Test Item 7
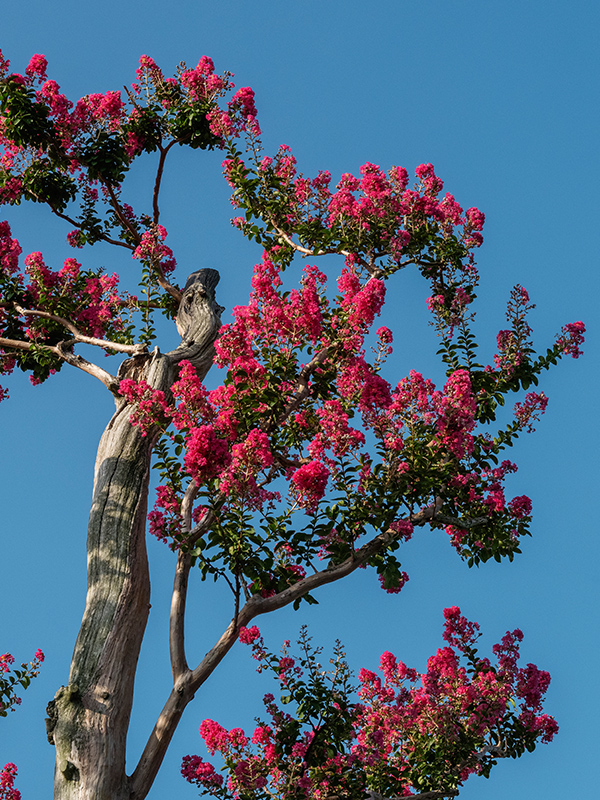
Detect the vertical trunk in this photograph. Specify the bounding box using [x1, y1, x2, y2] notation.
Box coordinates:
[48, 270, 222, 800]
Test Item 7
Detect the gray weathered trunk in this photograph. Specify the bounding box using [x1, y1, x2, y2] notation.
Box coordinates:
[48, 270, 222, 800]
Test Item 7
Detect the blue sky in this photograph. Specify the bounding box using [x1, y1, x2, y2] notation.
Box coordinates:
[1, 1, 598, 797]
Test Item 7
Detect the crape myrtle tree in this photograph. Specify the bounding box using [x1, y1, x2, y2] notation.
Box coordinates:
[0, 50, 585, 800]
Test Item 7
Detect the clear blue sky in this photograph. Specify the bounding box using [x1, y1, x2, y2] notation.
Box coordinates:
[1, 1, 598, 798]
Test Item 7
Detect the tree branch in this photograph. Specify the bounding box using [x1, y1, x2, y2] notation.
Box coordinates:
[129, 502, 441, 798]
[153, 140, 177, 224]
[46, 204, 134, 250]
[0, 335, 120, 392]
[14, 305, 147, 355]
[0, 335, 61, 355]
[55, 340, 121, 392]
[268, 221, 387, 277]
[269, 221, 355, 261]
[105, 182, 142, 246]
[276, 344, 336, 425]
[433, 514, 489, 529]
[169, 482, 198, 681]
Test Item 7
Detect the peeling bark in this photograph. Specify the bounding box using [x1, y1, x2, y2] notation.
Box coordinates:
[50, 270, 222, 800]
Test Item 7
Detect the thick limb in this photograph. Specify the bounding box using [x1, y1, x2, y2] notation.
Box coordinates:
[49, 270, 222, 800]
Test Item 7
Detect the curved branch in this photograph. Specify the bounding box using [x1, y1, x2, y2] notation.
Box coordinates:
[0, 335, 119, 391]
[104, 181, 182, 302]
[153, 259, 183, 304]
[368, 791, 458, 800]
[153, 140, 177, 224]
[14, 305, 147, 355]
[169, 551, 191, 682]
[268, 222, 388, 277]
[46, 204, 134, 250]
[169, 481, 198, 681]
[0, 335, 60, 355]
[55, 340, 120, 392]
[130, 502, 439, 798]
[270, 222, 350, 259]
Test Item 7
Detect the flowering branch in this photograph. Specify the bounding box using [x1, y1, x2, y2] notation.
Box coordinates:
[46, 205, 133, 250]
[368, 791, 458, 800]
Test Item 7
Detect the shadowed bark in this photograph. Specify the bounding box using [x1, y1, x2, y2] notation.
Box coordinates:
[49, 270, 222, 800]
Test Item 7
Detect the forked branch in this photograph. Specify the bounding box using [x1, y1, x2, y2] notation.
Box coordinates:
[14, 305, 147, 355]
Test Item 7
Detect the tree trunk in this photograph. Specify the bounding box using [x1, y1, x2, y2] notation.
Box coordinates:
[47, 270, 222, 800]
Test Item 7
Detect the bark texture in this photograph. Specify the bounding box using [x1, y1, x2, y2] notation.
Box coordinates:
[49, 270, 222, 800]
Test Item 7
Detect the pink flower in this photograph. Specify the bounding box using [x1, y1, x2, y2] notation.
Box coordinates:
[25, 53, 47, 79]
[290, 460, 330, 511]
[239, 626, 261, 644]
[557, 321, 585, 359]
[465, 207, 485, 231]
[514, 392, 548, 433]
[508, 495, 532, 519]
[181, 755, 223, 787]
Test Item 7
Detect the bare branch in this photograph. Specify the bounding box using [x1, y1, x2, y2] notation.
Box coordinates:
[169, 551, 191, 682]
[152, 258, 183, 304]
[55, 341, 120, 392]
[153, 140, 177, 224]
[0, 335, 119, 392]
[268, 221, 388, 277]
[270, 221, 350, 259]
[0, 335, 60, 354]
[169, 481, 198, 681]
[14, 305, 147, 355]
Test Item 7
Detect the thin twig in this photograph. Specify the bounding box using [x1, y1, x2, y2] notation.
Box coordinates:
[105, 183, 142, 246]
[46, 205, 134, 250]
[152, 140, 177, 224]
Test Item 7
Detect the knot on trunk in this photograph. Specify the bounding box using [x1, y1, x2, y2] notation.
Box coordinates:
[169, 268, 223, 379]
[175, 268, 222, 340]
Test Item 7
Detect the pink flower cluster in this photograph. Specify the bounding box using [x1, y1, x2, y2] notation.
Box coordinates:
[180, 755, 223, 788]
[1, 242, 125, 343]
[0, 654, 14, 674]
[183, 611, 557, 798]
[0, 649, 44, 717]
[0, 763, 20, 800]
[378, 570, 409, 594]
[557, 321, 585, 359]
[513, 392, 548, 433]
[0, 221, 21, 274]
[147, 485, 182, 544]
[132, 225, 176, 274]
[238, 626, 261, 644]
[290, 460, 330, 511]
[119, 379, 171, 436]
[74, 90, 125, 130]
